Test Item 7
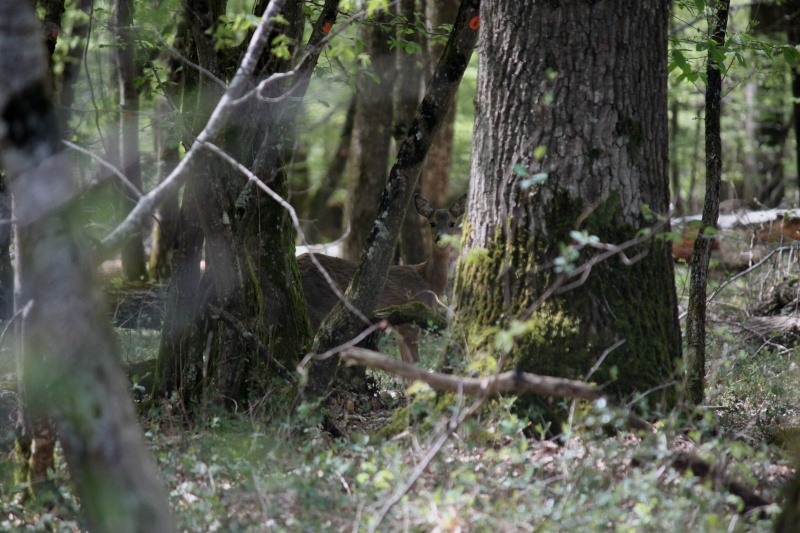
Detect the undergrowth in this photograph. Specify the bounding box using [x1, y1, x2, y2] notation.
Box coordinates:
[1, 260, 798, 531]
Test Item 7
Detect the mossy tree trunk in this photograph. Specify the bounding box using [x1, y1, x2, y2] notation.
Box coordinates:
[155, 0, 338, 407]
[0, 3, 175, 530]
[455, 0, 681, 420]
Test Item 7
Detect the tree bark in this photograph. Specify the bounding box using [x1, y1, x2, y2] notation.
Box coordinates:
[114, 0, 148, 281]
[343, 13, 397, 262]
[149, 21, 189, 281]
[685, 0, 730, 406]
[395, 0, 427, 265]
[776, 460, 800, 533]
[304, 94, 356, 242]
[455, 0, 681, 423]
[0, 2, 175, 531]
[155, 0, 340, 405]
[670, 98, 683, 216]
[0, 173, 11, 319]
[306, 0, 480, 397]
[420, 0, 460, 208]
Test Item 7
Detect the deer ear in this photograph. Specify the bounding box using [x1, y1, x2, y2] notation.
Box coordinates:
[450, 194, 467, 218]
[414, 194, 435, 218]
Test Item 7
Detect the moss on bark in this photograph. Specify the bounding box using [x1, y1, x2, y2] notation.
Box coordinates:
[456, 191, 679, 423]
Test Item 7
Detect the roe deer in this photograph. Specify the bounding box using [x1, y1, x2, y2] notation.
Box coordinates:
[298, 193, 467, 364]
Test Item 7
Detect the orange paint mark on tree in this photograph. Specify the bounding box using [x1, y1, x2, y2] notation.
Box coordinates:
[322, 21, 332, 33]
[469, 16, 480, 30]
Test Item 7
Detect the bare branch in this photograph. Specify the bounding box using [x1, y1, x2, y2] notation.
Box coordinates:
[340, 346, 656, 433]
[63, 140, 142, 199]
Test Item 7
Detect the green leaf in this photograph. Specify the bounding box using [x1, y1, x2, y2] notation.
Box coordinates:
[783, 46, 800, 66]
[513, 164, 529, 177]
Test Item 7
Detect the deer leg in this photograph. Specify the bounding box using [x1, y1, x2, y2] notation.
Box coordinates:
[394, 324, 420, 364]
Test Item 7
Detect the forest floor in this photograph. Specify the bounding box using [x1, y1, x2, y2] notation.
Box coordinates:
[0, 258, 799, 531]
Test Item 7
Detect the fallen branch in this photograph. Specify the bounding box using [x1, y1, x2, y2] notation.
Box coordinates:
[340, 347, 653, 432]
[342, 347, 772, 516]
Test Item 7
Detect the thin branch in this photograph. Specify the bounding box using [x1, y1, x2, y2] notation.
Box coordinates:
[63, 140, 142, 199]
[342, 347, 604, 399]
[679, 245, 794, 320]
[135, 25, 227, 89]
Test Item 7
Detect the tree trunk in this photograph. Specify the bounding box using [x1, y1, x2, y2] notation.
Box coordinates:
[420, 0, 460, 208]
[685, 0, 730, 407]
[776, 461, 800, 533]
[306, 0, 480, 397]
[0, 173, 11, 319]
[149, 22, 189, 281]
[455, 0, 681, 423]
[395, 0, 427, 265]
[114, 0, 148, 282]
[343, 13, 396, 262]
[400, 0, 462, 265]
[153, 176, 206, 403]
[789, 2, 800, 201]
[670, 98, 683, 216]
[156, 0, 339, 406]
[0, 3, 175, 530]
[304, 94, 355, 242]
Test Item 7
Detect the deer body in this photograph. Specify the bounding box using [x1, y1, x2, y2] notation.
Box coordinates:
[298, 194, 467, 364]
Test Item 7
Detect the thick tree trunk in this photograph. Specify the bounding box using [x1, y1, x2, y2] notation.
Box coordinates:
[156, 0, 338, 406]
[685, 0, 730, 406]
[456, 0, 680, 422]
[153, 176, 206, 403]
[115, 0, 148, 281]
[0, 3, 175, 531]
[306, 0, 480, 397]
[789, 2, 800, 201]
[343, 14, 396, 262]
[776, 461, 800, 533]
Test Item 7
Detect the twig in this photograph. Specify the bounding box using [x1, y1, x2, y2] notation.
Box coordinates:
[679, 245, 793, 320]
[298, 322, 387, 372]
[369, 386, 473, 533]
